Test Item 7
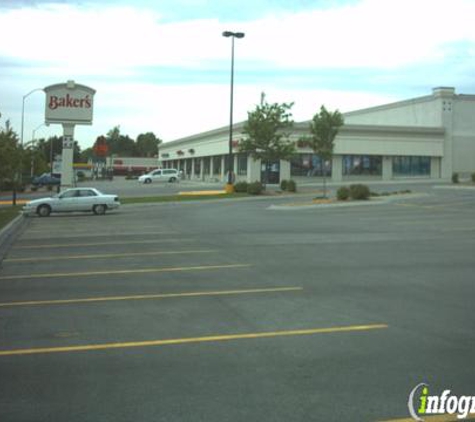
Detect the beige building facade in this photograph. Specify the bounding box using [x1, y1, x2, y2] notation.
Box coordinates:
[159, 87, 475, 184]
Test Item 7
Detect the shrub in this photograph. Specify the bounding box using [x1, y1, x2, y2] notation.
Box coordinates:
[234, 181, 248, 193]
[46, 185, 53, 191]
[349, 184, 370, 200]
[452, 172, 459, 184]
[337, 186, 350, 200]
[286, 180, 297, 192]
[471, 173, 475, 183]
[31, 185, 38, 192]
[280, 180, 288, 191]
[247, 181, 263, 195]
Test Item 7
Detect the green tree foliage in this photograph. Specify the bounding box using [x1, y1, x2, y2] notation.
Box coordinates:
[136, 132, 162, 157]
[34, 136, 82, 165]
[106, 125, 136, 156]
[239, 99, 296, 183]
[0, 128, 21, 188]
[80, 147, 94, 162]
[303, 105, 344, 197]
[23, 147, 49, 178]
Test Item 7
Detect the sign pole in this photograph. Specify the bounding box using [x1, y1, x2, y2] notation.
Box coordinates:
[60, 123, 75, 190]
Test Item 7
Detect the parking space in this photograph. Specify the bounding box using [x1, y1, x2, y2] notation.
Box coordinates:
[0, 187, 474, 421]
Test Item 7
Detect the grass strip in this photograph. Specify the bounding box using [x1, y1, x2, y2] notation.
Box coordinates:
[0, 206, 21, 231]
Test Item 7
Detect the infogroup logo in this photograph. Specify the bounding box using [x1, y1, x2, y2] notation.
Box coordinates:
[408, 383, 475, 421]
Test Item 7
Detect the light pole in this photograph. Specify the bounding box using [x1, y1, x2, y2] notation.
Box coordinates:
[222, 30, 245, 191]
[30, 123, 48, 177]
[18, 88, 44, 192]
[32, 122, 47, 141]
[21, 88, 44, 148]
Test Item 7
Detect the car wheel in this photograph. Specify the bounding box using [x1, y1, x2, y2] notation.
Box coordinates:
[169, 177, 177, 183]
[93, 204, 107, 215]
[144, 178, 152, 184]
[37, 204, 51, 217]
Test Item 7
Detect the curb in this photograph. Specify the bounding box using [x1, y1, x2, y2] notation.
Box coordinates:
[433, 185, 475, 190]
[0, 213, 29, 265]
[267, 193, 429, 211]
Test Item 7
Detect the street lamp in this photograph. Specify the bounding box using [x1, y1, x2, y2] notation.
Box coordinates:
[21, 88, 44, 148]
[11, 87, 44, 206]
[29, 123, 49, 177]
[32, 122, 47, 141]
[222, 30, 245, 190]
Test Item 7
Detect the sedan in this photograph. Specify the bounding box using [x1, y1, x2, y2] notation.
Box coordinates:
[31, 173, 61, 187]
[23, 188, 120, 217]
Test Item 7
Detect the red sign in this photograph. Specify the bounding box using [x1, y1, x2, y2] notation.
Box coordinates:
[93, 136, 109, 157]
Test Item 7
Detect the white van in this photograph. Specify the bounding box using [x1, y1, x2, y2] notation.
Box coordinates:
[138, 169, 180, 184]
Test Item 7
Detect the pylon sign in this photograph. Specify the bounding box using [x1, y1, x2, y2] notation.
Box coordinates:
[44, 80, 95, 125]
[43, 80, 96, 190]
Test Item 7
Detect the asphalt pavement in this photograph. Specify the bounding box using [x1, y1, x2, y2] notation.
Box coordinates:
[0, 185, 474, 421]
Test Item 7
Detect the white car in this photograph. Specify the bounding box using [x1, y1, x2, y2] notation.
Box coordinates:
[23, 188, 120, 217]
[138, 169, 180, 184]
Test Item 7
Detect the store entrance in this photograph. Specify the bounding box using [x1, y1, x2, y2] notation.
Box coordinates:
[261, 161, 280, 184]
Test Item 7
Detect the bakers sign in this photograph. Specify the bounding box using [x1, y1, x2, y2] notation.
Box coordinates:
[44, 81, 95, 125]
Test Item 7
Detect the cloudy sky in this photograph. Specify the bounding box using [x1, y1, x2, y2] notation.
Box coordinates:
[1, 0, 475, 149]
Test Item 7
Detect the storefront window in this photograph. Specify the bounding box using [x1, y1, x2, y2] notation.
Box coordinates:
[213, 156, 221, 175]
[393, 156, 430, 176]
[343, 155, 382, 176]
[185, 159, 192, 176]
[291, 154, 331, 177]
[237, 154, 247, 176]
[203, 157, 210, 175]
[194, 158, 201, 175]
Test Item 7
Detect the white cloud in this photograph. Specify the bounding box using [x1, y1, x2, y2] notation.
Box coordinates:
[1, 0, 475, 148]
[1, 0, 475, 72]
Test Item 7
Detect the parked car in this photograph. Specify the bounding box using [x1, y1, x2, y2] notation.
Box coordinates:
[31, 173, 61, 187]
[138, 168, 180, 184]
[22, 188, 120, 217]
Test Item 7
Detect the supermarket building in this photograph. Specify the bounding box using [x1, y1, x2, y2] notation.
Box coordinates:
[159, 87, 475, 184]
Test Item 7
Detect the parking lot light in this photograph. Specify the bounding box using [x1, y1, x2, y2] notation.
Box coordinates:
[222, 31, 245, 192]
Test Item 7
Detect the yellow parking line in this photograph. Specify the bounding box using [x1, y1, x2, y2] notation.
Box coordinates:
[13, 239, 195, 250]
[22, 231, 178, 239]
[379, 414, 475, 421]
[0, 200, 28, 205]
[0, 287, 303, 308]
[0, 263, 251, 281]
[0, 323, 388, 356]
[4, 249, 217, 263]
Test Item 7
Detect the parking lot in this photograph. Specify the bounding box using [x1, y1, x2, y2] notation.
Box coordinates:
[0, 186, 474, 421]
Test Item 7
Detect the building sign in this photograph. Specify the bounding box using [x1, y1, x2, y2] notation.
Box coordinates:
[44, 80, 95, 125]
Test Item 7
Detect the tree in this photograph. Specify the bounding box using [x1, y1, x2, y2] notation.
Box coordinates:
[239, 99, 296, 184]
[80, 147, 94, 162]
[0, 127, 21, 189]
[304, 105, 344, 198]
[136, 132, 161, 157]
[106, 125, 136, 156]
[35, 136, 82, 169]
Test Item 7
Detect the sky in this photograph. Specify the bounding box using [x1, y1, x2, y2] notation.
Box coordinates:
[1, 0, 475, 149]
